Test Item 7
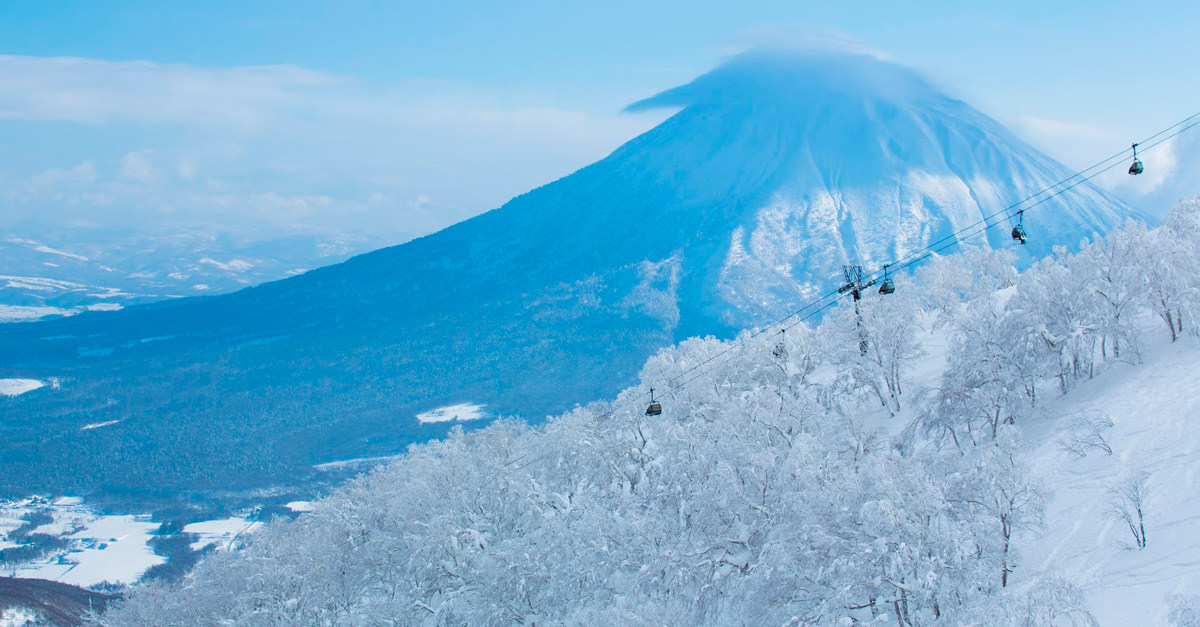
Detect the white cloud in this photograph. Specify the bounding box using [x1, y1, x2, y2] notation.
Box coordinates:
[0, 54, 667, 241]
[13, 161, 98, 201]
[120, 151, 157, 183]
[0, 55, 344, 130]
[1009, 115, 1125, 173]
[0, 54, 659, 143]
[716, 24, 890, 60]
[177, 159, 198, 181]
[1113, 132, 1200, 216]
[1007, 114, 1198, 217]
[1014, 116, 1122, 146]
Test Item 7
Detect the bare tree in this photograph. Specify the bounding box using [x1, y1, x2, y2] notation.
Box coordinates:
[1057, 410, 1113, 458]
[1110, 472, 1149, 549]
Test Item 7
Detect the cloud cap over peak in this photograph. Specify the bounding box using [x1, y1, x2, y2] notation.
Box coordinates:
[625, 49, 942, 112]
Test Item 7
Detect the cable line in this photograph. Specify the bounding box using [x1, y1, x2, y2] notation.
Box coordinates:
[641, 108, 1200, 412]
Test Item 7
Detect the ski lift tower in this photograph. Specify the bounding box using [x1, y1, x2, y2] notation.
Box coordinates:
[838, 265, 875, 354]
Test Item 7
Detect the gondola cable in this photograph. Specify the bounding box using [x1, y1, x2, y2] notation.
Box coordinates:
[640, 109, 1200, 413]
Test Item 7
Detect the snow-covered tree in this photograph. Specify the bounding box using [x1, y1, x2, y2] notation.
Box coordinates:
[817, 289, 921, 415]
[93, 213, 1200, 626]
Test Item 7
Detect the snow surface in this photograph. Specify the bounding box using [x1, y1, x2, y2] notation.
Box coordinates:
[313, 455, 400, 471]
[0, 608, 38, 627]
[0, 305, 74, 322]
[0, 379, 44, 397]
[182, 517, 262, 552]
[34, 245, 89, 261]
[1023, 335, 1200, 626]
[199, 257, 254, 272]
[0, 497, 275, 586]
[15, 516, 162, 587]
[1, 231, 382, 322]
[0, 500, 34, 552]
[415, 402, 488, 424]
[0, 498, 162, 586]
[80, 419, 121, 431]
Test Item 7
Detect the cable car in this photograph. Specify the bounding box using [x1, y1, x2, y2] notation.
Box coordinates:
[645, 388, 662, 416]
[878, 263, 895, 295]
[1129, 143, 1144, 175]
[773, 330, 788, 359]
[1011, 210, 1028, 244]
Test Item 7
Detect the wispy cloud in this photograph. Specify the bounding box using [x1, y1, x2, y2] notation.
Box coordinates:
[1008, 114, 1200, 216]
[0, 55, 345, 129]
[1014, 116, 1122, 146]
[715, 24, 890, 60]
[0, 55, 668, 240]
[119, 150, 158, 183]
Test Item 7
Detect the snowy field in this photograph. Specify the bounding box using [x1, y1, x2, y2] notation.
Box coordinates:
[0, 379, 45, 397]
[0, 497, 263, 587]
[19, 515, 164, 587]
[313, 455, 401, 471]
[0, 497, 162, 587]
[0, 303, 123, 323]
[182, 517, 262, 552]
[415, 402, 488, 424]
[0, 305, 74, 323]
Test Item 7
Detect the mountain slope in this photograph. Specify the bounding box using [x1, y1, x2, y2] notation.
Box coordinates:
[84, 209, 1200, 625]
[1025, 335, 1200, 625]
[0, 50, 1137, 504]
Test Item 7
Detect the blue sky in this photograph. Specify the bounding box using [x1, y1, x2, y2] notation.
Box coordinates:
[2, 1, 1197, 244]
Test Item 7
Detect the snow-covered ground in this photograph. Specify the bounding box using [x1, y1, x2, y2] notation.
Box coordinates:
[0, 305, 74, 322]
[0, 229, 385, 323]
[313, 455, 401, 471]
[0, 498, 162, 587]
[19, 515, 164, 587]
[80, 419, 121, 431]
[182, 517, 262, 552]
[1022, 334, 1200, 626]
[871, 310, 1200, 625]
[0, 497, 263, 587]
[415, 402, 488, 424]
[0, 379, 46, 397]
[0, 607, 38, 627]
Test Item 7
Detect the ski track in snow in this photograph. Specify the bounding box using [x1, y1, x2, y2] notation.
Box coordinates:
[1022, 334, 1200, 626]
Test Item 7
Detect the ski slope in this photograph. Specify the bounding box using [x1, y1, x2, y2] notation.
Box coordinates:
[1023, 333, 1200, 626]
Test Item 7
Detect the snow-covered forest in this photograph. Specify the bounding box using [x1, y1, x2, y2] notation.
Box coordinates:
[90, 200, 1200, 626]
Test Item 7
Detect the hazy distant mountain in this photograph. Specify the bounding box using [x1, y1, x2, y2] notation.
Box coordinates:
[0, 228, 385, 322]
[0, 50, 1135, 506]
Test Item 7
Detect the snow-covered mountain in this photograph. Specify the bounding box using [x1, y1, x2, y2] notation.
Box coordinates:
[0, 50, 1138, 505]
[82, 203, 1200, 626]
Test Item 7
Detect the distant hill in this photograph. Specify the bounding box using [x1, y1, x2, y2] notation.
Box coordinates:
[0, 577, 115, 627]
[0, 228, 382, 321]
